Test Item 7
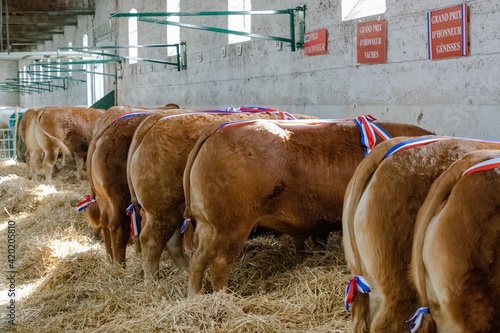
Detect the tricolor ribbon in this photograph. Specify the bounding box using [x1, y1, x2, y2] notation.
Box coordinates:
[344, 276, 371, 311]
[114, 111, 152, 122]
[406, 307, 430, 333]
[354, 115, 392, 155]
[218, 119, 259, 130]
[180, 218, 191, 234]
[238, 106, 279, 112]
[126, 204, 142, 236]
[462, 157, 500, 177]
[76, 195, 95, 212]
[383, 137, 449, 159]
[278, 111, 297, 120]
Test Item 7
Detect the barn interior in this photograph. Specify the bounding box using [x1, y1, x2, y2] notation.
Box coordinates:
[0, 0, 499, 332]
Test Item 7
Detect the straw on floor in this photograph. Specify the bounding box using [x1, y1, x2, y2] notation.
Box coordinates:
[0, 159, 351, 333]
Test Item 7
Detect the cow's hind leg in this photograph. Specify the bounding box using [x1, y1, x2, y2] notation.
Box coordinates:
[188, 223, 216, 296]
[370, 297, 417, 333]
[140, 210, 179, 283]
[74, 154, 85, 180]
[209, 226, 252, 292]
[98, 202, 113, 262]
[108, 200, 130, 267]
[164, 228, 189, 271]
[28, 150, 42, 181]
[42, 147, 58, 182]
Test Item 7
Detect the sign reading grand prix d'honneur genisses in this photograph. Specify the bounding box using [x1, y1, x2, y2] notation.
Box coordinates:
[357, 19, 387, 64]
[427, 3, 469, 60]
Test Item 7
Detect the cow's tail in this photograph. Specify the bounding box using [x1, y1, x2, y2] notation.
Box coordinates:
[182, 120, 227, 254]
[126, 113, 163, 206]
[36, 110, 72, 156]
[410, 149, 500, 333]
[83, 176, 103, 240]
[17, 113, 28, 162]
[343, 136, 412, 331]
[83, 111, 120, 243]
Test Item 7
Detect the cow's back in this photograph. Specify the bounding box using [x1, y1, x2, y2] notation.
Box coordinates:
[37, 106, 104, 157]
[189, 120, 432, 236]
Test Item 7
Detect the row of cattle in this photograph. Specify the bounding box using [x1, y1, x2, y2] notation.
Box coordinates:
[17, 105, 499, 332]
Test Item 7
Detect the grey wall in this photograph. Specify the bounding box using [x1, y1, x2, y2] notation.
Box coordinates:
[17, 0, 500, 140]
[0, 61, 20, 107]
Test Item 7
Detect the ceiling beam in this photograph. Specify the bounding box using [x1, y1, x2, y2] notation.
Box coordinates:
[1, 2, 95, 52]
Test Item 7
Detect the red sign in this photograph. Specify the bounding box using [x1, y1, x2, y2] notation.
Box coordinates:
[304, 29, 328, 56]
[357, 20, 387, 64]
[427, 4, 469, 60]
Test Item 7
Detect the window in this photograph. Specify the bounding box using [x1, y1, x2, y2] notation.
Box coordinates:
[342, 0, 386, 21]
[128, 8, 138, 64]
[82, 34, 88, 48]
[228, 0, 251, 44]
[167, 0, 180, 56]
[68, 42, 73, 76]
[82, 34, 104, 106]
[56, 60, 61, 78]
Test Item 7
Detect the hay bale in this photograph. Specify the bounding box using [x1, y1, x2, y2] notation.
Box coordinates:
[0, 159, 351, 332]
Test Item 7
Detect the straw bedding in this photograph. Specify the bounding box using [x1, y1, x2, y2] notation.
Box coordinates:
[0, 159, 351, 332]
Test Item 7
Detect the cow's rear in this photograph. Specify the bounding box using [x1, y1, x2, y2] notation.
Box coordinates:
[184, 119, 432, 296]
[33, 106, 104, 181]
[410, 149, 500, 333]
[343, 137, 500, 333]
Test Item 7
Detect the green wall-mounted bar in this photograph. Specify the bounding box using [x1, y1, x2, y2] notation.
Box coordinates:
[58, 42, 187, 71]
[110, 6, 306, 51]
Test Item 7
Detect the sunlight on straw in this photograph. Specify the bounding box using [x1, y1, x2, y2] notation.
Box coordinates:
[0, 237, 96, 306]
[0, 174, 20, 185]
[31, 184, 58, 199]
[48, 238, 93, 259]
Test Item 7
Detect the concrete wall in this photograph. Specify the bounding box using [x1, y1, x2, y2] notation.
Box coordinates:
[17, 0, 500, 140]
[0, 61, 20, 107]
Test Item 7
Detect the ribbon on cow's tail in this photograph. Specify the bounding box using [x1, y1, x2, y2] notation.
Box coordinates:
[406, 307, 430, 333]
[126, 204, 142, 236]
[76, 195, 96, 211]
[344, 275, 371, 310]
[181, 218, 196, 254]
[180, 218, 191, 234]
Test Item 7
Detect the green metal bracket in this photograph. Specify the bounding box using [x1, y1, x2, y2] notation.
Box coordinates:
[58, 43, 187, 71]
[0, 79, 55, 94]
[110, 6, 306, 51]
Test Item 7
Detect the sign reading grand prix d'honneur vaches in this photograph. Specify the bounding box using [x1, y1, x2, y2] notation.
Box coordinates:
[357, 19, 387, 64]
[427, 4, 469, 60]
[304, 29, 328, 56]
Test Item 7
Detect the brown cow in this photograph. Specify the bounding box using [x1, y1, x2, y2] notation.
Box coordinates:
[127, 110, 318, 282]
[19, 108, 43, 175]
[83, 104, 184, 265]
[29, 106, 104, 181]
[342, 137, 500, 333]
[410, 149, 500, 333]
[182, 118, 432, 296]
